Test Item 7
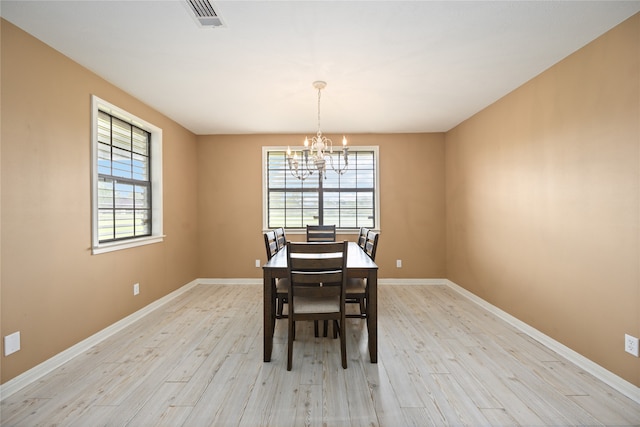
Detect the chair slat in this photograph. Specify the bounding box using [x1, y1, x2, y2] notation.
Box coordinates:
[306, 225, 336, 242]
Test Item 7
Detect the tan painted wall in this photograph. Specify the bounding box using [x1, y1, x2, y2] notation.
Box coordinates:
[1, 21, 200, 383]
[196, 133, 446, 280]
[446, 14, 640, 386]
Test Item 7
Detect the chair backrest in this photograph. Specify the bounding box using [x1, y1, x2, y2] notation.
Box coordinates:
[357, 227, 370, 249]
[274, 227, 287, 250]
[264, 230, 278, 260]
[364, 230, 379, 261]
[306, 224, 336, 242]
[287, 241, 348, 302]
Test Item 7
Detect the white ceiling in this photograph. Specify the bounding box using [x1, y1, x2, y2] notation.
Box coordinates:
[2, 1, 639, 135]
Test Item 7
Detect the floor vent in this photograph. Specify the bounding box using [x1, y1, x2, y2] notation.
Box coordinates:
[186, 0, 224, 28]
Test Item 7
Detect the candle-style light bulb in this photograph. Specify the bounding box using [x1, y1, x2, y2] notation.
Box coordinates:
[342, 136, 347, 146]
[287, 146, 291, 156]
[303, 137, 309, 148]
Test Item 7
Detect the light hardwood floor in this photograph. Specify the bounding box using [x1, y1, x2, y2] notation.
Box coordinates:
[1, 284, 639, 426]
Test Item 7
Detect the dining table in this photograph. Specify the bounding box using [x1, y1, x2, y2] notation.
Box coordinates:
[262, 240, 379, 363]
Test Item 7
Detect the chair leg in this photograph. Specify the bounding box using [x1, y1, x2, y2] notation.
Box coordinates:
[323, 320, 329, 337]
[272, 310, 276, 334]
[277, 297, 283, 318]
[287, 317, 294, 371]
[272, 297, 277, 333]
[340, 317, 347, 369]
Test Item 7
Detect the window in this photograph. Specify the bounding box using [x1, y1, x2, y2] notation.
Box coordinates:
[91, 96, 163, 254]
[263, 146, 379, 230]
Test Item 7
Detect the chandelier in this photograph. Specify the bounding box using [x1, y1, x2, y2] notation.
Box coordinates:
[286, 81, 349, 180]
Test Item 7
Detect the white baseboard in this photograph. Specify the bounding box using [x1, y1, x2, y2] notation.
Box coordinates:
[198, 279, 449, 286]
[198, 278, 262, 285]
[378, 278, 446, 285]
[0, 279, 200, 401]
[445, 279, 640, 405]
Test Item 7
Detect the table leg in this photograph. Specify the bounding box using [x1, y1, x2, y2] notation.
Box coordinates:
[264, 269, 274, 362]
[367, 269, 378, 363]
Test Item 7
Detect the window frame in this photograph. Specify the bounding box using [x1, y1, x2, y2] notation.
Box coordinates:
[262, 145, 380, 233]
[91, 95, 164, 254]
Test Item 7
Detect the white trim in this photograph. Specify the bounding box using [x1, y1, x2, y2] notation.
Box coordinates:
[91, 235, 166, 255]
[198, 278, 262, 285]
[0, 279, 199, 401]
[200, 279, 446, 286]
[90, 95, 164, 255]
[445, 279, 640, 405]
[378, 278, 446, 285]
[199, 279, 448, 286]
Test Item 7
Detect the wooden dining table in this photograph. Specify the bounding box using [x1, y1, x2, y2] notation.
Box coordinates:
[262, 240, 379, 363]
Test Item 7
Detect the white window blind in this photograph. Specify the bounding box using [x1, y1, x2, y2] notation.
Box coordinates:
[96, 111, 152, 242]
[264, 147, 379, 230]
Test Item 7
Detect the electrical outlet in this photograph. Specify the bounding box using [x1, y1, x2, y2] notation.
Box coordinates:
[396, 259, 402, 268]
[133, 283, 140, 296]
[625, 334, 639, 357]
[4, 331, 21, 356]
[255, 259, 261, 268]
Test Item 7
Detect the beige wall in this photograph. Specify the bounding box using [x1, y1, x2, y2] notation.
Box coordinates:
[196, 133, 446, 280]
[1, 21, 200, 383]
[446, 14, 640, 386]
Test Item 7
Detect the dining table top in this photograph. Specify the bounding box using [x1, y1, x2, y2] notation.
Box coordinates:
[263, 241, 378, 271]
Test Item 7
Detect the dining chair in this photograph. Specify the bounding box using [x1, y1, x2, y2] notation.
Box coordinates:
[346, 230, 379, 319]
[363, 230, 379, 260]
[357, 227, 370, 249]
[305, 224, 338, 336]
[264, 231, 289, 323]
[274, 227, 287, 251]
[286, 241, 348, 370]
[264, 230, 278, 260]
[306, 224, 336, 242]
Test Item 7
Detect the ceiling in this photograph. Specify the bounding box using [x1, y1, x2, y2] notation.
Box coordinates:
[2, 1, 639, 135]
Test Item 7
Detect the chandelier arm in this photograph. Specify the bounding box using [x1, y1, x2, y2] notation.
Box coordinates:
[303, 150, 315, 175]
[287, 153, 311, 180]
[326, 151, 349, 175]
[291, 168, 310, 180]
[289, 161, 311, 180]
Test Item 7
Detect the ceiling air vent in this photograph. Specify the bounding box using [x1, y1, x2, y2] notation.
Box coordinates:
[186, 0, 224, 28]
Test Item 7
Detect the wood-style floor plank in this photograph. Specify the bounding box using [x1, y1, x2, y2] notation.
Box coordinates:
[2, 284, 639, 427]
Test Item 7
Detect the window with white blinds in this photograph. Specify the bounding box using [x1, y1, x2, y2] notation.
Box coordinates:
[91, 96, 163, 254]
[263, 146, 379, 230]
[96, 111, 151, 242]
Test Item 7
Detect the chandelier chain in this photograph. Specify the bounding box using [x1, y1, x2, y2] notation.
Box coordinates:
[317, 86, 322, 135]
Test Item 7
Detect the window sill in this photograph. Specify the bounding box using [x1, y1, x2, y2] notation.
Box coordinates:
[92, 235, 165, 255]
